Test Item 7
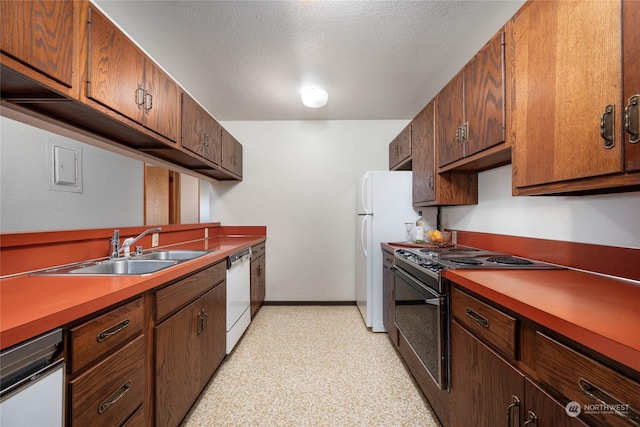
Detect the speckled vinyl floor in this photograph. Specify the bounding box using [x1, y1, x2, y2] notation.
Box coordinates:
[181, 305, 440, 427]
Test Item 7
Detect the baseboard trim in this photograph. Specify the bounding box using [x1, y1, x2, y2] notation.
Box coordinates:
[263, 301, 356, 306]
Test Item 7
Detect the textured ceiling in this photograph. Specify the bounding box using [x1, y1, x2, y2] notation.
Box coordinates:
[93, 0, 526, 121]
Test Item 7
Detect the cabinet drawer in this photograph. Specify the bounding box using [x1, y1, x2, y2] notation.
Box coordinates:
[383, 250, 395, 269]
[69, 335, 145, 427]
[69, 297, 143, 373]
[451, 287, 517, 360]
[536, 333, 640, 427]
[156, 261, 226, 321]
[252, 242, 266, 260]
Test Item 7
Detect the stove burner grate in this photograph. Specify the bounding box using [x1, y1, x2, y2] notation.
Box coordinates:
[486, 257, 534, 266]
[448, 257, 483, 265]
[447, 248, 480, 253]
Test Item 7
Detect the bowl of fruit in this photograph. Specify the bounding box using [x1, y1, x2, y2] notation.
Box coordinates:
[425, 230, 451, 247]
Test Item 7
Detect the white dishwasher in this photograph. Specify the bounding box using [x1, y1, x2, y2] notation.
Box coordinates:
[226, 247, 252, 354]
[0, 328, 65, 427]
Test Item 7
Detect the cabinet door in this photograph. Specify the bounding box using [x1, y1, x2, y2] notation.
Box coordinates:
[155, 299, 202, 427]
[412, 102, 435, 204]
[450, 321, 524, 425]
[143, 60, 179, 143]
[465, 31, 505, 158]
[524, 378, 589, 427]
[623, 0, 640, 172]
[199, 285, 226, 389]
[436, 71, 464, 167]
[181, 93, 206, 157]
[512, 0, 623, 188]
[221, 128, 243, 178]
[203, 113, 222, 166]
[87, 8, 145, 125]
[389, 124, 412, 170]
[1, 0, 74, 87]
[250, 255, 265, 317]
[382, 251, 397, 346]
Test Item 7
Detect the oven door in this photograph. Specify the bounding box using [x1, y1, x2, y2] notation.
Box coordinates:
[393, 266, 448, 390]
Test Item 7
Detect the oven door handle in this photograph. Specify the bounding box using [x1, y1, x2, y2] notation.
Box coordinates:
[391, 266, 441, 300]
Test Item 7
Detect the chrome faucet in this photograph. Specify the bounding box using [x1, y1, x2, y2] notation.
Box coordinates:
[109, 227, 162, 259]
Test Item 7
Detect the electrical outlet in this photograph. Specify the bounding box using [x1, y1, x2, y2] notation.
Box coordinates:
[152, 233, 159, 247]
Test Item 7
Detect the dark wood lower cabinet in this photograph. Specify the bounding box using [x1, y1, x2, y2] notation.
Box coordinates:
[155, 283, 226, 427]
[382, 249, 397, 346]
[451, 321, 524, 426]
[250, 244, 266, 317]
[451, 321, 588, 427]
[69, 336, 146, 427]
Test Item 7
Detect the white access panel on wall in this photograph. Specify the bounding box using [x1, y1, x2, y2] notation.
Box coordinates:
[47, 136, 83, 193]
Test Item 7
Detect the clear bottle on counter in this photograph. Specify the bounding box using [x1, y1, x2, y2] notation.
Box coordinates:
[415, 211, 425, 243]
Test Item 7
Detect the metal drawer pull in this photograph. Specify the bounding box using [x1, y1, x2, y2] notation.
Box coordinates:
[507, 395, 520, 427]
[98, 380, 131, 414]
[523, 411, 537, 426]
[97, 319, 130, 342]
[465, 308, 489, 328]
[578, 378, 640, 424]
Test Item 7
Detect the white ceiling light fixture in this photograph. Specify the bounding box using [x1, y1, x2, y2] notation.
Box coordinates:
[301, 87, 328, 108]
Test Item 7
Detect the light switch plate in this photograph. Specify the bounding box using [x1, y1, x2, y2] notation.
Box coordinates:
[152, 233, 159, 247]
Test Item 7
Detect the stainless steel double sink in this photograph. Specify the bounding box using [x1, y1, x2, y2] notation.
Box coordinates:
[34, 250, 213, 276]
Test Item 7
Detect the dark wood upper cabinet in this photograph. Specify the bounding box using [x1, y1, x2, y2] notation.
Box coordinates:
[413, 100, 478, 206]
[389, 124, 412, 170]
[436, 30, 507, 171]
[221, 128, 243, 179]
[87, 7, 179, 144]
[623, 0, 640, 173]
[1, 0, 77, 97]
[181, 93, 222, 166]
[510, 0, 639, 194]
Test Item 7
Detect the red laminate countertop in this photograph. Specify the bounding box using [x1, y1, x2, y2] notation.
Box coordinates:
[443, 268, 640, 373]
[0, 236, 265, 350]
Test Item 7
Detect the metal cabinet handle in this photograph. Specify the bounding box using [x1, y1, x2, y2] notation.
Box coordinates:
[465, 308, 489, 328]
[578, 378, 640, 424]
[428, 173, 434, 189]
[523, 411, 537, 426]
[135, 85, 145, 109]
[624, 95, 639, 144]
[98, 380, 131, 413]
[460, 121, 469, 144]
[600, 104, 615, 149]
[97, 319, 130, 342]
[197, 309, 208, 335]
[507, 395, 520, 427]
[144, 91, 153, 114]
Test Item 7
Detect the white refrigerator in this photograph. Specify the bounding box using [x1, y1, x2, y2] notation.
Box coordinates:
[356, 171, 418, 332]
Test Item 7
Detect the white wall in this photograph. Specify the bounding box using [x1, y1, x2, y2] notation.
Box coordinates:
[442, 165, 640, 249]
[0, 115, 144, 232]
[203, 120, 411, 301]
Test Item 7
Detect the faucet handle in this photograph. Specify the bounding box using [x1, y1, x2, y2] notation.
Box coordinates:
[110, 229, 120, 259]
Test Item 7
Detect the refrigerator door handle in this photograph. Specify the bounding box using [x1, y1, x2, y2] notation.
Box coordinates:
[361, 215, 369, 257]
[361, 173, 369, 214]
